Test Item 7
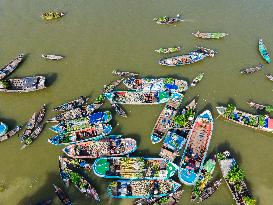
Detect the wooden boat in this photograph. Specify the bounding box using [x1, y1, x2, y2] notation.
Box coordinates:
[155, 46, 181, 54]
[199, 179, 222, 202]
[216, 104, 273, 133]
[110, 102, 127, 118]
[0, 54, 24, 80]
[21, 124, 45, 149]
[59, 156, 92, 171]
[0, 76, 46, 93]
[42, 54, 64, 61]
[36, 104, 47, 125]
[159, 47, 216, 67]
[123, 78, 188, 93]
[49, 111, 112, 133]
[0, 122, 8, 136]
[153, 14, 183, 25]
[42, 12, 64, 20]
[178, 110, 214, 185]
[104, 91, 171, 105]
[240, 64, 263, 74]
[102, 78, 124, 94]
[217, 151, 255, 205]
[63, 137, 137, 158]
[0, 125, 22, 142]
[134, 189, 184, 205]
[107, 179, 181, 198]
[247, 101, 273, 113]
[53, 184, 72, 205]
[259, 38, 271, 63]
[151, 93, 184, 144]
[112, 70, 139, 77]
[192, 31, 228, 39]
[53, 96, 89, 112]
[191, 156, 217, 202]
[191, 73, 204, 87]
[266, 74, 273, 82]
[48, 124, 112, 145]
[93, 157, 178, 179]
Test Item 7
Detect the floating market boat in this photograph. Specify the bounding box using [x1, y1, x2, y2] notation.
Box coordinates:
[63, 137, 137, 158]
[240, 64, 263, 74]
[199, 179, 222, 203]
[151, 93, 184, 144]
[159, 47, 216, 67]
[48, 124, 112, 145]
[216, 104, 273, 133]
[134, 189, 184, 205]
[0, 122, 8, 137]
[107, 179, 181, 198]
[53, 184, 72, 205]
[155, 46, 181, 54]
[153, 14, 183, 25]
[104, 91, 171, 104]
[178, 110, 214, 185]
[59, 156, 92, 171]
[102, 78, 124, 94]
[192, 31, 228, 39]
[217, 151, 255, 205]
[110, 102, 127, 118]
[42, 12, 64, 20]
[53, 96, 89, 112]
[191, 73, 204, 87]
[49, 111, 112, 133]
[0, 125, 22, 142]
[21, 124, 45, 149]
[0, 54, 24, 80]
[42, 54, 64, 61]
[0, 76, 46, 93]
[258, 38, 271, 63]
[123, 78, 188, 93]
[93, 157, 178, 179]
[112, 70, 139, 77]
[266, 74, 273, 82]
[191, 157, 217, 202]
[247, 101, 273, 113]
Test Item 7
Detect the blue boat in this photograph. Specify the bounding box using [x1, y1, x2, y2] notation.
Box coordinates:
[259, 38, 271, 64]
[0, 122, 8, 137]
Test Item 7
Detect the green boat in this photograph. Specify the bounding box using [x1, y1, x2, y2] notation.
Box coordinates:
[93, 157, 178, 179]
[155, 46, 181, 54]
[42, 12, 64, 20]
[259, 38, 271, 63]
[192, 31, 228, 39]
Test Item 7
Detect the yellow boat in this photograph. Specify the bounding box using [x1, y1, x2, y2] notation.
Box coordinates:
[42, 12, 64, 20]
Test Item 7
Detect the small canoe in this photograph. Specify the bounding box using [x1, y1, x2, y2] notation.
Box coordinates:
[199, 179, 222, 202]
[112, 70, 139, 77]
[93, 157, 178, 179]
[159, 47, 216, 67]
[192, 31, 228, 39]
[0, 76, 46, 93]
[266, 74, 273, 82]
[123, 78, 188, 93]
[0, 122, 8, 136]
[110, 102, 127, 118]
[240, 64, 263, 74]
[0, 125, 22, 142]
[102, 78, 124, 94]
[63, 137, 136, 158]
[153, 14, 183, 25]
[178, 110, 214, 185]
[53, 184, 72, 205]
[155, 46, 181, 54]
[191, 73, 204, 87]
[48, 124, 112, 145]
[21, 124, 45, 149]
[42, 54, 64, 61]
[104, 91, 171, 105]
[42, 12, 64, 20]
[0, 54, 24, 80]
[53, 96, 89, 112]
[107, 179, 181, 198]
[259, 39, 271, 63]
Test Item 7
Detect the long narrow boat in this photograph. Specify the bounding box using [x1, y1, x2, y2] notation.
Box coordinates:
[199, 179, 222, 203]
[102, 78, 124, 94]
[42, 12, 64, 20]
[53, 96, 89, 112]
[258, 38, 271, 63]
[36, 104, 47, 125]
[0, 54, 24, 80]
[155, 46, 181, 54]
[247, 101, 273, 113]
[216, 104, 273, 133]
[104, 91, 171, 104]
[159, 47, 216, 67]
[153, 14, 183, 25]
[53, 184, 72, 205]
[0, 125, 22, 142]
[192, 31, 228, 39]
[178, 110, 214, 185]
[110, 102, 127, 118]
[0, 76, 46, 93]
[134, 189, 184, 205]
[48, 124, 112, 145]
[191, 73, 204, 87]
[112, 70, 139, 77]
[151, 93, 184, 144]
[191, 156, 217, 202]
[123, 78, 188, 93]
[42, 54, 64, 61]
[63, 137, 137, 158]
[21, 124, 45, 149]
[49, 111, 112, 133]
[107, 179, 181, 198]
[217, 151, 255, 205]
[93, 157, 178, 179]
[0, 122, 8, 136]
[240, 64, 263, 74]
